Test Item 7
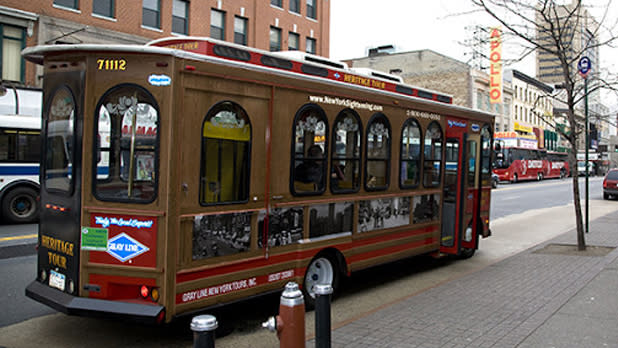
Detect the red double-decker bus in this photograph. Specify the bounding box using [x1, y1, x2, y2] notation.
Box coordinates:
[24, 37, 494, 323]
[493, 147, 569, 182]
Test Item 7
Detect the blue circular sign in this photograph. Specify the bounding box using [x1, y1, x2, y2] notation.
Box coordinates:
[578, 56, 591, 77]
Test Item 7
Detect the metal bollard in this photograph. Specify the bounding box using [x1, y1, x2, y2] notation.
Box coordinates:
[313, 284, 333, 348]
[191, 314, 217, 348]
[262, 282, 306, 348]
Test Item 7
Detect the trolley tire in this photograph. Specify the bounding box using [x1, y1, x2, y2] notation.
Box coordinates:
[511, 174, 518, 183]
[458, 248, 476, 259]
[2, 186, 39, 224]
[302, 254, 339, 309]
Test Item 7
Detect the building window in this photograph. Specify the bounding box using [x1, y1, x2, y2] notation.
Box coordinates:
[234, 16, 247, 45]
[288, 32, 299, 50]
[271, 0, 282, 7]
[1, 25, 25, 82]
[331, 109, 361, 193]
[200, 101, 251, 205]
[365, 113, 391, 191]
[306, 37, 316, 54]
[172, 0, 188, 35]
[290, 0, 300, 13]
[54, 0, 78, 9]
[423, 122, 443, 188]
[291, 104, 328, 195]
[142, 0, 160, 29]
[211, 9, 225, 40]
[400, 118, 422, 188]
[270, 26, 281, 51]
[93, 0, 113, 17]
[307, 0, 316, 19]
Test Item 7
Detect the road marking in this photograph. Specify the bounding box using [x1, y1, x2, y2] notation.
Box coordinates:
[0, 234, 37, 242]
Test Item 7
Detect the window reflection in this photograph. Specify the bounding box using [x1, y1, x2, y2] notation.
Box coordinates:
[292, 104, 327, 195]
[365, 113, 390, 190]
[331, 109, 361, 193]
[400, 118, 421, 188]
[45, 86, 75, 193]
[94, 85, 159, 202]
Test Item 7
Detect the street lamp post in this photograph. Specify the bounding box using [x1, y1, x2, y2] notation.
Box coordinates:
[579, 56, 591, 234]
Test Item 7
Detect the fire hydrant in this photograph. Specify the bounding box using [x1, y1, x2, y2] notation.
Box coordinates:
[262, 282, 305, 348]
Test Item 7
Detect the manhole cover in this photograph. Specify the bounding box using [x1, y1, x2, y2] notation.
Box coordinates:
[533, 244, 615, 257]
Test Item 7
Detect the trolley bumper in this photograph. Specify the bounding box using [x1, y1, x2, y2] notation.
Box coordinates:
[26, 280, 165, 324]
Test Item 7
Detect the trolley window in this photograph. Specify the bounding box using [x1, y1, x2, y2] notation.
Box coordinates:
[423, 121, 443, 188]
[400, 118, 422, 188]
[94, 84, 159, 203]
[365, 113, 391, 191]
[331, 109, 361, 193]
[44, 86, 75, 193]
[291, 104, 328, 195]
[480, 125, 492, 186]
[200, 101, 251, 205]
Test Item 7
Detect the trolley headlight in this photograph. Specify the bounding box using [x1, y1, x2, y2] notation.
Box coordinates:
[464, 226, 473, 242]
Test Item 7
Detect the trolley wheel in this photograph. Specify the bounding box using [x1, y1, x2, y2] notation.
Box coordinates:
[2, 186, 39, 224]
[604, 193, 609, 200]
[511, 174, 518, 183]
[537, 173, 543, 181]
[458, 248, 476, 259]
[302, 254, 339, 309]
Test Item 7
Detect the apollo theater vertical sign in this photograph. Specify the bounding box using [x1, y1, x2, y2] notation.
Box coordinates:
[489, 27, 503, 104]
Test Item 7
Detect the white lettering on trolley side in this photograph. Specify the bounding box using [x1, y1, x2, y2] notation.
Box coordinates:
[527, 160, 543, 169]
[309, 95, 383, 112]
[268, 270, 295, 282]
[406, 109, 441, 121]
[95, 216, 154, 229]
[181, 277, 258, 303]
[551, 162, 565, 169]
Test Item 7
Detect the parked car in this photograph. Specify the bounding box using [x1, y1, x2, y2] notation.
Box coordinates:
[492, 173, 499, 188]
[603, 169, 618, 200]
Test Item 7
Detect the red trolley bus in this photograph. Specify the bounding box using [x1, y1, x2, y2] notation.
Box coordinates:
[24, 37, 494, 323]
[493, 147, 569, 183]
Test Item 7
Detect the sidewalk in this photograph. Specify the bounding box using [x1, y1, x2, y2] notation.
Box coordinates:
[317, 211, 618, 348]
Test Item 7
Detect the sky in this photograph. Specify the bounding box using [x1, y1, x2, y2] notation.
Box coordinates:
[329, 0, 618, 111]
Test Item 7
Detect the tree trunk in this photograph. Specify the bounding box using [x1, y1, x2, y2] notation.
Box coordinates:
[571, 171, 586, 250]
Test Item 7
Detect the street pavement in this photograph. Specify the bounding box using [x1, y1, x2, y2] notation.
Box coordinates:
[311, 206, 618, 348]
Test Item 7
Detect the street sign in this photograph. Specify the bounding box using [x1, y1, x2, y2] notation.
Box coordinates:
[578, 56, 591, 78]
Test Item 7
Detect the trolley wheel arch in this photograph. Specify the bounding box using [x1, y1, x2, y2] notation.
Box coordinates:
[301, 248, 347, 309]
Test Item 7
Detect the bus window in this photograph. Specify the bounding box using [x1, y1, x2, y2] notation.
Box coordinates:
[400, 118, 421, 188]
[424, 121, 443, 188]
[481, 125, 492, 186]
[331, 109, 361, 193]
[0, 128, 41, 162]
[467, 140, 478, 187]
[94, 84, 159, 202]
[45, 86, 75, 193]
[291, 104, 328, 195]
[200, 101, 251, 205]
[365, 113, 390, 190]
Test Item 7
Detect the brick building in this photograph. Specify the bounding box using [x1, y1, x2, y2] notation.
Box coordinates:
[344, 49, 513, 133]
[0, 0, 330, 88]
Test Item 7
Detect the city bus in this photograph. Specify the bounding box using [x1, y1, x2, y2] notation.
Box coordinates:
[0, 114, 41, 223]
[493, 147, 569, 182]
[24, 37, 494, 324]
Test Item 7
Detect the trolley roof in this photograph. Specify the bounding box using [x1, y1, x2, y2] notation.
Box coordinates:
[22, 37, 496, 120]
